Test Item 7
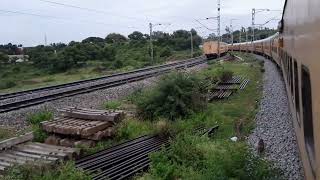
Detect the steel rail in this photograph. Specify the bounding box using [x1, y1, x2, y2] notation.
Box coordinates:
[0, 56, 204, 101]
[0, 58, 207, 113]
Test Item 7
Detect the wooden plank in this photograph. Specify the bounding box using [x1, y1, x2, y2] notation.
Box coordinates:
[31, 142, 80, 155]
[10, 150, 58, 162]
[83, 127, 115, 141]
[24, 142, 80, 159]
[59, 107, 125, 122]
[81, 122, 112, 136]
[0, 132, 33, 150]
[0, 155, 26, 164]
[20, 144, 73, 159]
[60, 111, 121, 122]
[0, 160, 12, 167]
[1, 152, 53, 164]
[14, 146, 67, 160]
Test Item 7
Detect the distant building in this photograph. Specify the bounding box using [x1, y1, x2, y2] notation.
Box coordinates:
[8, 55, 29, 63]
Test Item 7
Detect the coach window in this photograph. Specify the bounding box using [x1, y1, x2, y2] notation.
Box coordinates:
[294, 60, 301, 126]
[289, 57, 294, 95]
[301, 65, 316, 174]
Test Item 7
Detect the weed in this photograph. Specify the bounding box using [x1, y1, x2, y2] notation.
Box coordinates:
[104, 100, 122, 110]
[43, 77, 55, 83]
[0, 127, 15, 141]
[3, 162, 91, 180]
[0, 80, 17, 90]
[115, 119, 153, 140]
[27, 111, 53, 125]
[26, 111, 53, 142]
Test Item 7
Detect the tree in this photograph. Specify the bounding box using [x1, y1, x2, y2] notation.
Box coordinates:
[0, 52, 8, 64]
[160, 46, 172, 57]
[100, 45, 116, 61]
[128, 31, 145, 41]
[82, 37, 105, 44]
[105, 33, 127, 44]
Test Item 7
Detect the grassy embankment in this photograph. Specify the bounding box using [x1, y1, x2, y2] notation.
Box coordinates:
[3, 53, 282, 179]
[0, 50, 197, 94]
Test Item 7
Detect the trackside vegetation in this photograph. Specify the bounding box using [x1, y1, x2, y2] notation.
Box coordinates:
[2, 53, 283, 179]
[134, 53, 283, 179]
[0, 30, 202, 93]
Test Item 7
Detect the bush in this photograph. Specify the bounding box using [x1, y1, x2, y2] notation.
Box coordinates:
[149, 136, 283, 180]
[3, 162, 91, 180]
[104, 100, 122, 110]
[0, 80, 17, 90]
[135, 72, 208, 120]
[160, 46, 172, 57]
[27, 111, 53, 142]
[216, 69, 234, 82]
[27, 111, 53, 125]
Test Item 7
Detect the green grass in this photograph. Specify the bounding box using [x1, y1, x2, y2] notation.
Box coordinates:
[136, 53, 283, 179]
[104, 100, 122, 110]
[26, 111, 53, 143]
[0, 127, 16, 141]
[3, 53, 281, 179]
[3, 162, 91, 180]
[0, 50, 195, 94]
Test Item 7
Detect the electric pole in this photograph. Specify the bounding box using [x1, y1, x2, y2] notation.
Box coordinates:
[44, 33, 47, 46]
[252, 8, 255, 43]
[230, 19, 237, 52]
[217, 0, 221, 57]
[246, 28, 248, 52]
[239, 28, 242, 43]
[190, 30, 194, 58]
[149, 23, 154, 64]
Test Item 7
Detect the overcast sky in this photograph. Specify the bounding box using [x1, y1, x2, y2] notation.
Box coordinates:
[0, 0, 285, 46]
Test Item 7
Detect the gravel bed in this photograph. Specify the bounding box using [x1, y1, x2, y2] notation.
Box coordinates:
[248, 55, 304, 180]
[0, 63, 208, 131]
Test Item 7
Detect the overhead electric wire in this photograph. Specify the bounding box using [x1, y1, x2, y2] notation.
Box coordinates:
[38, 0, 146, 22]
[195, 19, 216, 31]
[0, 9, 141, 29]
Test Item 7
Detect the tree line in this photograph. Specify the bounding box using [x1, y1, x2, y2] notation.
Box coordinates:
[0, 29, 202, 73]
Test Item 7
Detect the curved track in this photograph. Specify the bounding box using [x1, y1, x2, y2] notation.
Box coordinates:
[0, 57, 208, 113]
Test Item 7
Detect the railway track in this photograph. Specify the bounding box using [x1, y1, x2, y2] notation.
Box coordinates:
[75, 127, 214, 179]
[0, 57, 207, 113]
[76, 135, 169, 180]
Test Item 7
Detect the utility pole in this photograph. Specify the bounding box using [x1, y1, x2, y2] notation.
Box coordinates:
[252, 8, 255, 43]
[149, 23, 154, 64]
[217, 0, 221, 57]
[44, 33, 47, 46]
[246, 28, 248, 52]
[239, 28, 242, 43]
[190, 31, 194, 58]
[230, 19, 237, 52]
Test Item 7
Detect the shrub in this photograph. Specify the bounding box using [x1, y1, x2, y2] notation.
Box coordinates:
[0, 80, 17, 90]
[215, 69, 234, 82]
[3, 162, 91, 180]
[152, 119, 173, 137]
[27, 111, 53, 125]
[104, 100, 122, 110]
[135, 72, 208, 120]
[160, 46, 172, 57]
[149, 136, 283, 180]
[27, 111, 53, 143]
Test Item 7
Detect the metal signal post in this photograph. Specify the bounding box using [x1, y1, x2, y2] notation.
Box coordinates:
[149, 23, 154, 64]
[217, 0, 221, 57]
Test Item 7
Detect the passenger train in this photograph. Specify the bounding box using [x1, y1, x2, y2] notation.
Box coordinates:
[203, 0, 319, 179]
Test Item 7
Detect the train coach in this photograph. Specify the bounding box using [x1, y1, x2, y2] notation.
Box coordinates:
[203, 41, 228, 59]
[222, 0, 320, 179]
